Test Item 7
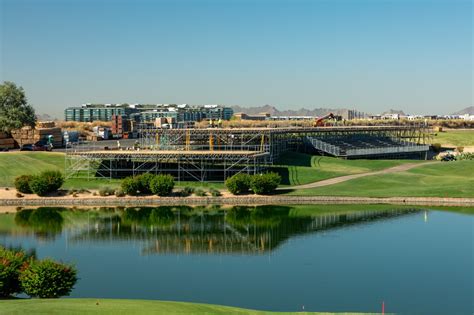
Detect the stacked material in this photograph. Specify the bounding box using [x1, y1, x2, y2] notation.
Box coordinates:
[35, 127, 63, 147]
[36, 121, 56, 128]
[0, 132, 15, 149]
[11, 124, 63, 147]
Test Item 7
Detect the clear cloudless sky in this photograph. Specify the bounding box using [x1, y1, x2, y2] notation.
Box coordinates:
[0, 0, 472, 117]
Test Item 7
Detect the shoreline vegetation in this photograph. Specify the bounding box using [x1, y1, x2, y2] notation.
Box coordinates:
[0, 298, 373, 315]
[1, 151, 473, 206]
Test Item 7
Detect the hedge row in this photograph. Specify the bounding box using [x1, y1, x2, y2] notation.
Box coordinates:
[14, 171, 64, 196]
[121, 173, 175, 196]
[0, 246, 77, 298]
[225, 172, 281, 195]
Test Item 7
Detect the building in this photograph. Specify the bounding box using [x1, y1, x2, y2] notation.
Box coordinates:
[65, 103, 234, 123]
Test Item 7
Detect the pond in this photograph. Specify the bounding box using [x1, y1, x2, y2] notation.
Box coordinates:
[0, 205, 472, 314]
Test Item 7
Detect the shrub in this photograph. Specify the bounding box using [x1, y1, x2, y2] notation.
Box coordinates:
[250, 172, 281, 195]
[183, 186, 195, 195]
[120, 177, 140, 196]
[0, 247, 31, 297]
[16, 193, 23, 198]
[136, 173, 155, 194]
[98, 186, 114, 196]
[14, 175, 33, 194]
[209, 188, 221, 197]
[194, 188, 206, 196]
[114, 189, 125, 197]
[225, 173, 252, 195]
[149, 174, 174, 196]
[178, 186, 194, 197]
[20, 259, 77, 298]
[29, 171, 64, 196]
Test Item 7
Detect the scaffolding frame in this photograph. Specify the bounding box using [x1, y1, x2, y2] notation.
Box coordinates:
[66, 125, 431, 181]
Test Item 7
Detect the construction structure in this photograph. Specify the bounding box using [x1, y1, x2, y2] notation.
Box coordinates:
[65, 125, 431, 182]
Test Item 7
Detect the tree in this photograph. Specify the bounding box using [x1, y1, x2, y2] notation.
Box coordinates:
[0, 81, 36, 133]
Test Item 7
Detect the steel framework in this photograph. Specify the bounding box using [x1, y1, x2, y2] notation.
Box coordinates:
[65, 125, 431, 181]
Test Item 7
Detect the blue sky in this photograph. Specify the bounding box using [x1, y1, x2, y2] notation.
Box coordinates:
[0, 0, 472, 117]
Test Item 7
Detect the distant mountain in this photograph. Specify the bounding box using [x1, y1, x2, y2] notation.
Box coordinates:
[381, 109, 406, 116]
[452, 106, 474, 115]
[231, 105, 366, 117]
[36, 113, 57, 121]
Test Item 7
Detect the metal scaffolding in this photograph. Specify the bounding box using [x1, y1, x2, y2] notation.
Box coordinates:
[65, 125, 431, 181]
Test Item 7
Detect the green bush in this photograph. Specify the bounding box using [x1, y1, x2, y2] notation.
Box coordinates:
[114, 189, 125, 197]
[209, 188, 221, 197]
[194, 188, 206, 196]
[183, 186, 195, 195]
[120, 177, 141, 196]
[20, 259, 77, 298]
[250, 172, 281, 195]
[0, 247, 31, 297]
[98, 186, 115, 196]
[149, 174, 175, 196]
[136, 173, 155, 194]
[225, 173, 252, 195]
[29, 171, 64, 196]
[14, 175, 33, 194]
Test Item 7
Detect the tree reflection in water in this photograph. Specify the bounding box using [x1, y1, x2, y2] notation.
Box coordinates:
[14, 208, 64, 241]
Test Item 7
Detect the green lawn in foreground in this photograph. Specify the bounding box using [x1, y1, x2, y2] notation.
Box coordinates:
[0, 299, 369, 315]
[286, 160, 474, 198]
[432, 129, 474, 147]
[272, 152, 419, 186]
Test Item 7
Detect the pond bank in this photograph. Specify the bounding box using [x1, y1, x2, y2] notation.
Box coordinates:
[1, 195, 473, 207]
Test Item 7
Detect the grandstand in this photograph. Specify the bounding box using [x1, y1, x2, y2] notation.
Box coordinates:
[305, 134, 429, 159]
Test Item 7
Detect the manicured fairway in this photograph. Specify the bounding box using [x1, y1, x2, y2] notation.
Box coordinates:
[286, 160, 474, 198]
[432, 129, 474, 147]
[272, 152, 417, 186]
[0, 299, 370, 315]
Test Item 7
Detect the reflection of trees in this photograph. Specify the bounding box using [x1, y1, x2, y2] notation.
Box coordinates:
[14, 208, 64, 240]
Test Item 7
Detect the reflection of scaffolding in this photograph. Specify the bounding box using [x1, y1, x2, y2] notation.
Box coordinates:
[69, 208, 420, 255]
[66, 125, 431, 181]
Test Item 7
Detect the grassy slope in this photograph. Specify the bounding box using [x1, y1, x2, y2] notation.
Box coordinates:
[287, 160, 474, 198]
[0, 299, 367, 315]
[432, 129, 474, 147]
[0, 151, 415, 190]
[273, 152, 416, 186]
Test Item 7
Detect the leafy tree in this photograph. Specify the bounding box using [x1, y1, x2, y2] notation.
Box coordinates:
[0, 81, 36, 133]
[250, 172, 281, 195]
[225, 173, 251, 195]
[149, 174, 174, 196]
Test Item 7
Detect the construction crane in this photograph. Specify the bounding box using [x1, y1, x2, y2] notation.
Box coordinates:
[314, 113, 335, 127]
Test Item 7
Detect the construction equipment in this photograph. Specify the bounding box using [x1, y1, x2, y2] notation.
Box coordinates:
[314, 113, 335, 127]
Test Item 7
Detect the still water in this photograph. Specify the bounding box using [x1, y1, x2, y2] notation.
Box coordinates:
[0, 205, 472, 314]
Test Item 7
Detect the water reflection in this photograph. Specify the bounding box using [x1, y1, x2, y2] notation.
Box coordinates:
[3, 206, 420, 255]
[14, 208, 64, 240]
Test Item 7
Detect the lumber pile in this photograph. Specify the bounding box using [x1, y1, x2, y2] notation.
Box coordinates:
[0, 132, 15, 149]
[11, 123, 63, 147]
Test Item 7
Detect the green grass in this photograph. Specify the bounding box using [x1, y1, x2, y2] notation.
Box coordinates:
[286, 160, 474, 198]
[0, 299, 369, 315]
[432, 129, 474, 147]
[0, 151, 419, 190]
[273, 152, 419, 186]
